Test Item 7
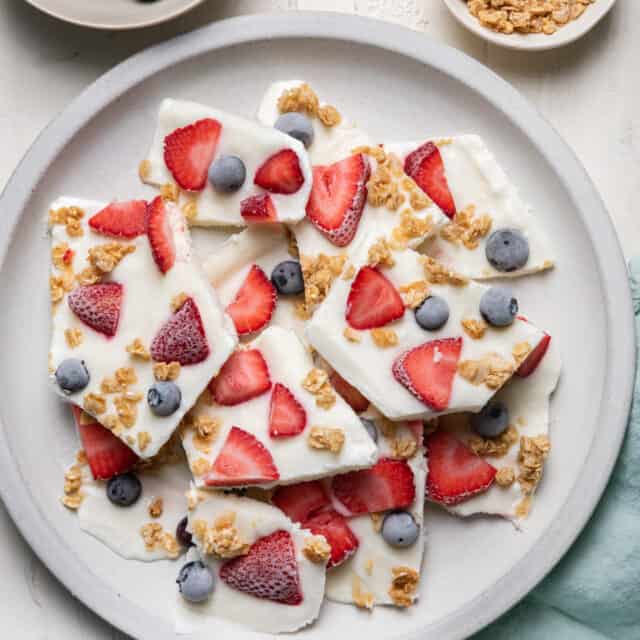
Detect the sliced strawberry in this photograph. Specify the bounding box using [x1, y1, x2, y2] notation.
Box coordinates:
[240, 194, 278, 223]
[271, 480, 330, 523]
[254, 149, 304, 195]
[150, 297, 209, 365]
[425, 430, 496, 505]
[209, 349, 271, 406]
[219, 530, 302, 605]
[303, 509, 359, 568]
[145, 196, 175, 274]
[226, 265, 277, 335]
[346, 266, 404, 330]
[88, 200, 147, 239]
[329, 371, 369, 413]
[163, 118, 221, 191]
[67, 282, 123, 338]
[516, 334, 551, 378]
[332, 458, 415, 515]
[71, 406, 138, 480]
[305, 154, 370, 247]
[392, 338, 462, 412]
[205, 427, 279, 487]
[269, 383, 307, 438]
[404, 142, 456, 218]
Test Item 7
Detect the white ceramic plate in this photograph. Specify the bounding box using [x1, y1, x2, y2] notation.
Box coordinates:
[443, 0, 617, 51]
[0, 12, 634, 640]
[24, 0, 206, 30]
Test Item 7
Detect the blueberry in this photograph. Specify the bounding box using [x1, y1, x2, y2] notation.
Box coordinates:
[176, 516, 193, 548]
[177, 561, 215, 603]
[479, 286, 518, 327]
[472, 400, 510, 438]
[55, 358, 90, 394]
[485, 228, 529, 272]
[106, 472, 142, 507]
[360, 418, 378, 444]
[415, 295, 449, 331]
[381, 511, 420, 548]
[147, 381, 181, 417]
[208, 155, 246, 193]
[274, 112, 314, 148]
[271, 260, 304, 295]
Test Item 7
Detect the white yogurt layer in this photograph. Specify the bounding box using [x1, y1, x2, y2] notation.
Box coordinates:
[176, 491, 326, 634]
[385, 136, 555, 279]
[49, 197, 237, 458]
[143, 98, 312, 227]
[183, 326, 378, 488]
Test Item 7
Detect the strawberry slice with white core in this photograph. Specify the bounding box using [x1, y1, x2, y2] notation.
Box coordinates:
[269, 383, 307, 438]
[204, 426, 279, 487]
[392, 337, 462, 412]
[254, 149, 305, 195]
[67, 282, 123, 338]
[88, 200, 147, 239]
[346, 266, 404, 330]
[404, 142, 456, 218]
[331, 457, 416, 515]
[516, 333, 551, 378]
[240, 194, 278, 223]
[303, 509, 359, 568]
[163, 118, 221, 191]
[305, 154, 370, 247]
[145, 196, 176, 274]
[226, 265, 277, 335]
[208, 349, 271, 406]
[271, 480, 330, 523]
[425, 430, 496, 505]
[219, 530, 302, 605]
[329, 371, 369, 413]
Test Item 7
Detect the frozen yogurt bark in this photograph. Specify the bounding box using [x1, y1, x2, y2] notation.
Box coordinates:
[48, 196, 237, 458]
[182, 326, 378, 488]
[141, 98, 312, 227]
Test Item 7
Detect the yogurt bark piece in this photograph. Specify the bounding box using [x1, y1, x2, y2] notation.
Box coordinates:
[49, 197, 237, 458]
[141, 98, 312, 227]
[385, 136, 555, 279]
[182, 326, 378, 488]
[175, 490, 328, 634]
[306, 236, 547, 421]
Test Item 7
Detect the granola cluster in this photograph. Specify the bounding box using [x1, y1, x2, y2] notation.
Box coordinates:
[388, 566, 419, 608]
[153, 361, 181, 381]
[302, 368, 336, 409]
[370, 327, 398, 348]
[457, 354, 515, 390]
[277, 83, 342, 127]
[188, 415, 221, 455]
[126, 338, 151, 361]
[343, 327, 362, 343]
[469, 424, 519, 457]
[308, 426, 345, 453]
[439, 205, 492, 250]
[140, 522, 180, 558]
[192, 512, 250, 558]
[300, 253, 347, 312]
[461, 317, 488, 340]
[64, 327, 84, 348]
[49, 205, 84, 238]
[421, 256, 468, 286]
[518, 435, 551, 494]
[495, 466, 516, 487]
[303, 535, 332, 563]
[367, 237, 396, 268]
[399, 280, 430, 309]
[160, 183, 180, 202]
[61, 464, 84, 510]
[390, 209, 434, 250]
[88, 242, 135, 274]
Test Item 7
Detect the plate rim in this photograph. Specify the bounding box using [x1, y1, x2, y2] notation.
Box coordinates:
[0, 11, 634, 640]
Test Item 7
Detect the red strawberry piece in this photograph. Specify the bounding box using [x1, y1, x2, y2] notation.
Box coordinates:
[240, 194, 278, 223]
[305, 154, 370, 247]
[425, 430, 496, 505]
[516, 333, 551, 378]
[88, 200, 147, 239]
[303, 509, 359, 568]
[67, 282, 123, 338]
[407, 420, 425, 447]
[62, 248, 74, 266]
[254, 149, 305, 195]
[219, 530, 302, 605]
[404, 142, 456, 218]
[163, 118, 221, 191]
[226, 265, 277, 336]
[329, 371, 369, 413]
[204, 427, 279, 487]
[269, 383, 307, 438]
[346, 266, 404, 330]
[209, 349, 271, 406]
[145, 196, 176, 274]
[332, 457, 415, 515]
[392, 337, 462, 412]
[71, 406, 138, 480]
[150, 297, 209, 365]
[271, 480, 330, 523]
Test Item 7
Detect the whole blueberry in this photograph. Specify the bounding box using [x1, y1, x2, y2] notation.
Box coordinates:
[177, 561, 215, 603]
[106, 472, 142, 507]
[472, 400, 510, 438]
[55, 358, 90, 394]
[176, 516, 193, 548]
[479, 286, 518, 327]
[485, 228, 530, 272]
[208, 155, 246, 193]
[360, 418, 378, 444]
[381, 511, 420, 548]
[274, 112, 314, 148]
[147, 381, 181, 417]
[415, 295, 449, 331]
[271, 260, 304, 295]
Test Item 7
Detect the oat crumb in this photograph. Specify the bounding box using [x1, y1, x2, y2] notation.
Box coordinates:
[343, 327, 361, 343]
[148, 497, 164, 518]
[126, 338, 150, 361]
[64, 328, 83, 348]
[495, 466, 516, 487]
[370, 327, 398, 348]
[388, 566, 419, 608]
[308, 426, 345, 453]
[303, 536, 332, 563]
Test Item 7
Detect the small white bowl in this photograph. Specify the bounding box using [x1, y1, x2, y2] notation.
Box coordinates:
[442, 0, 617, 51]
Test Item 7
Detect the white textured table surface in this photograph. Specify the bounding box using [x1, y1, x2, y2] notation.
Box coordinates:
[0, 1, 637, 638]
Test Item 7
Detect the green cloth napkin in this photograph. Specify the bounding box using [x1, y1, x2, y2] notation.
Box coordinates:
[474, 259, 640, 640]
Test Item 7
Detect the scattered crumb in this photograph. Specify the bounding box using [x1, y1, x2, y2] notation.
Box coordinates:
[303, 536, 332, 563]
[461, 317, 487, 340]
[370, 328, 398, 348]
[388, 566, 419, 608]
[64, 328, 83, 348]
